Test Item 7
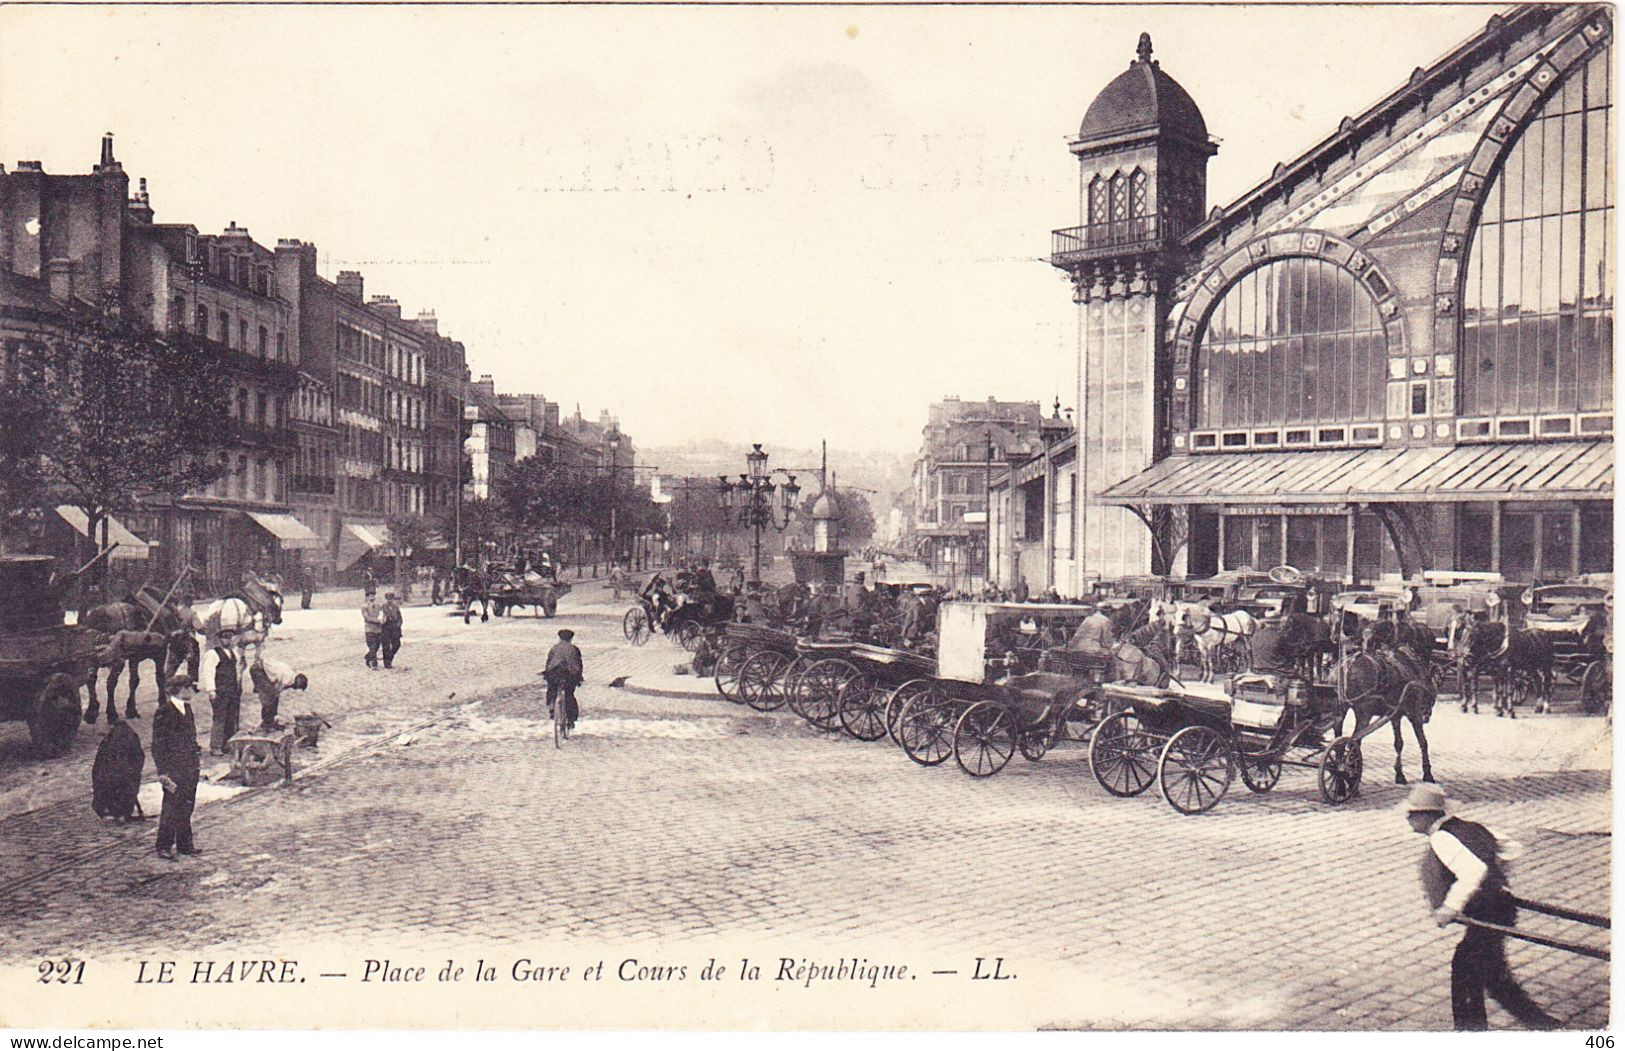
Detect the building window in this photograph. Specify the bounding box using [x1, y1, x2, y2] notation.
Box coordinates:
[239, 319, 249, 349]
[1196, 257, 1388, 431]
[1110, 172, 1128, 221]
[277, 332, 287, 361]
[237, 388, 249, 421]
[1089, 176, 1108, 225]
[219, 311, 230, 345]
[196, 304, 208, 334]
[1131, 169, 1149, 217]
[258, 326, 268, 357]
[1462, 44, 1612, 420]
[171, 296, 186, 331]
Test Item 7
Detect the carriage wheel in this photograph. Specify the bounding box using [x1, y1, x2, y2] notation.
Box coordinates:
[794, 659, 858, 731]
[897, 688, 956, 767]
[28, 673, 82, 759]
[1317, 736, 1363, 805]
[886, 679, 932, 746]
[953, 701, 1016, 778]
[837, 673, 888, 742]
[1017, 721, 1057, 762]
[1057, 689, 1102, 743]
[714, 643, 748, 702]
[1237, 752, 1282, 794]
[737, 652, 790, 712]
[677, 621, 703, 653]
[1157, 726, 1234, 815]
[623, 607, 651, 646]
[1088, 712, 1158, 797]
[1581, 660, 1612, 716]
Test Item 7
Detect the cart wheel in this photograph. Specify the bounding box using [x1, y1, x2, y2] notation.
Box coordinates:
[897, 687, 955, 767]
[28, 674, 81, 759]
[677, 621, 703, 653]
[886, 679, 931, 745]
[1238, 753, 1282, 794]
[1317, 736, 1363, 805]
[795, 659, 857, 731]
[1017, 722, 1055, 762]
[737, 651, 790, 712]
[954, 701, 1015, 777]
[1056, 688, 1100, 743]
[1157, 725, 1234, 815]
[623, 607, 651, 646]
[1088, 712, 1158, 797]
[837, 673, 887, 741]
[1581, 660, 1611, 715]
[714, 643, 748, 702]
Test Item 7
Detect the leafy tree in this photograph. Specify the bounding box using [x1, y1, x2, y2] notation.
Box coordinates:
[793, 486, 877, 548]
[2, 311, 229, 590]
[383, 511, 434, 592]
[434, 496, 507, 567]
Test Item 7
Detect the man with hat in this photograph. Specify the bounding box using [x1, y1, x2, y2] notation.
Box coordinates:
[198, 631, 241, 755]
[1402, 783, 1558, 1030]
[152, 674, 203, 860]
[543, 629, 585, 731]
[361, 589, 386, 670]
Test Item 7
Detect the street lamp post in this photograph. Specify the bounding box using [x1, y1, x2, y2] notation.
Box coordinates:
[717, 443, 799, 586]
[984, 429, 995, 593]
[608, 429, 621, 571]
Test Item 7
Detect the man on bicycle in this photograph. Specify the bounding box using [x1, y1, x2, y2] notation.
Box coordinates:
[544, 628, 584, 731]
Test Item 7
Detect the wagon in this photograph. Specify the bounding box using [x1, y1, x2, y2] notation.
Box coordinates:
[0, 555, 102, 758]
[489, 570, 571, 618]
[1524, 582, 1609, 691]
[715, 622, 802, 709]
[892, 601, 1106, 777]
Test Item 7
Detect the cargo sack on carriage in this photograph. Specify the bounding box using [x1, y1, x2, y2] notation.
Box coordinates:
[90, 721, 145, 821]
[1229, 674, 1287, 729]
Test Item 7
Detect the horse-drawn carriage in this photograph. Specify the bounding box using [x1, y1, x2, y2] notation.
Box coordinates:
[1525, 581, 1610, 711]
[623, 572, 734, 651]
[487, 567, 571, 618]
[0, 556, 103, 758]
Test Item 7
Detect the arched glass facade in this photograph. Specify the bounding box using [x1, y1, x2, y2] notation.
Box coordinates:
[1462, 44, 1613, 420]
[1195, 257, 1388, 430]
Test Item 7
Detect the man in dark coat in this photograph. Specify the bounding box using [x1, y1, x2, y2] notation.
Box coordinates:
[1404, 783, 1558, 1030]
[152, 674, 203, 860]
[381, 592, 404, 669]
[543, 628, 584, 730]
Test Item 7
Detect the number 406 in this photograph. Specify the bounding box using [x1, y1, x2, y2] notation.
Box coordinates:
[1584, 1037, 1613, 1048]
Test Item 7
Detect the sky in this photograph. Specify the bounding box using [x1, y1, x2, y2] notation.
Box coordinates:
[0, 2, 1500, 455]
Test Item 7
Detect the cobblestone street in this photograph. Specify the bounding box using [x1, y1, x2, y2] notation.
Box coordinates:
[0, 581, 1610, 1030]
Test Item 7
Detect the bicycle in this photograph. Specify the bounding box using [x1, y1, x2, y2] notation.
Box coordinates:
[539, 671, 579, 748]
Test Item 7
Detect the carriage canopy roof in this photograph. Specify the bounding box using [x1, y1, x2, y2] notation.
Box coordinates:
[1099, 441, 1612, 506]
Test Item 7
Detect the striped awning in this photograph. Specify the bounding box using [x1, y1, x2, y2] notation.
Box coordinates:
[244, 511, 323, 549]
[1099, 440, 1613, 506]
[55, 506, 151, 560]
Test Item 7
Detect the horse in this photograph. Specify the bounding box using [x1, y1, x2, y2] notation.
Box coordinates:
[1252, 611, 1336, 682]
[1335, 618, 1438, 785]
[183, 577, 284, 673]
[81, 598, 172, 724]
[1452, 616, 1553, 717]
[1110, 607, 1175, 688]
[456, 565, 492, 624]
[1155, 600, 1257, 681]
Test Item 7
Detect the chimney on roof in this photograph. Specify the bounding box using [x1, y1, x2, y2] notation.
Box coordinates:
[336, 270, 364, 302]
[470, 374, 496, 401]
[368, 295, 401, 320]
[414, 309, 438, 335]
[126, 176, 154, 223]
[222, 221, 250, 239]
[93, 133, 121, 175]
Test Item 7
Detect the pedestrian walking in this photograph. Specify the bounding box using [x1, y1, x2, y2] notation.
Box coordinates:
[543, 628, 584, 731]
[299, 567, 313, 610]
[381, 592, 404, 668]
[153, 674, 203, 860]
[363, 567, 377, 594]
[430, 568, 443, 606]
[1403, 783, 1560, 1031]
[249, 655, 308, 729]
[200, 633, 241, 755]
[362, 590, 385, 670]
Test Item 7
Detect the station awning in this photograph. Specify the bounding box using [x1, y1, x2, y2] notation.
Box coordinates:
[54, 506, 151, 560]
[1099, 440, 1613, 506]
[243, 511, 323, 549]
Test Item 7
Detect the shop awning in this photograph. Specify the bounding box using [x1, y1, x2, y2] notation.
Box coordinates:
[337, 522, 390, 571]
[244, 511, 323, 549]
[1099, 440, 1613, 507]
[54, 506, 151, 560]
[345, 523, 389, 549]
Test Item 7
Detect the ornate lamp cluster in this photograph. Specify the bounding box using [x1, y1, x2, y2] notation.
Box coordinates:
[716, 443, 799, 532]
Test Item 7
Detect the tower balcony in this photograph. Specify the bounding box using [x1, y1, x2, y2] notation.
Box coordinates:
[1049, 212, 1189, 268]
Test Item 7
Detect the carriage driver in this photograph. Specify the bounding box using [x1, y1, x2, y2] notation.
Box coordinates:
[1065, 605, 1116, 672]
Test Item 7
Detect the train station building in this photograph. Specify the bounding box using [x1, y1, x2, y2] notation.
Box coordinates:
[999, 4, 1614, 593]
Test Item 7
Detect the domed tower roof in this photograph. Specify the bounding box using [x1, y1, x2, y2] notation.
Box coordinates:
[809, 488, 843, 520]
[1078, 33, 1208, 147]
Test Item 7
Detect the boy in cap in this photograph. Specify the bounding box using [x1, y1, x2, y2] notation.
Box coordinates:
[361, 590, 385, 669]
[1403, 783, 1558, 1030]
[152, 674, 203, 860]
[543, 629, 585, 731]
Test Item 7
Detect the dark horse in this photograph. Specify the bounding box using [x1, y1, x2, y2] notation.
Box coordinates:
[81, 588, 192, 724]
[1335, 619, 1437, 785]
[456, 565, 491, 624]
[1453, 616, 1553, 717]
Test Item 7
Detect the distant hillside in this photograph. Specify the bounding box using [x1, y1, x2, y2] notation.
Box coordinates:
[639, 440, 915, 512]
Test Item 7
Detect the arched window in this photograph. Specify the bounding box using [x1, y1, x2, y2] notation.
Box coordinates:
[1131, 169, 1149, 218]
[1089, 176, 1108, 226]
[1196, 257, 1388, 431]
[1109, 173, 1128, 221]
[1462, 44, 1612, 423]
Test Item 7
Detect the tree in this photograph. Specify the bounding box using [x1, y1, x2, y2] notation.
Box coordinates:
[383, 511, 434, 593]
[793, 486, 877, 549]
[2, 311, 230, 589]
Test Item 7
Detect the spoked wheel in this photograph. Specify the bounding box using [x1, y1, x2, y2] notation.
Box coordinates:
[737, 651, 791, 712]
[714, 643, 748, 702]
[1017, 719, 1057, 762]
[837, 673, 888, 742]
[1088, 711, 1158, 797]
[886, 679, 932, 745]
[1581, 660, 1612, 715]
[897, 687, 956, 767]
[1157, 725, 1234, 815]
[1237, 750, 1282, 793]
[676, 621, 703, 652]
[794, 659, 859, 731]
[28, 673, 82, 759]
[1317, 736, 1363, 805]
[953, 701, 1016, 777]
[623, 607, 651, 646]
[1056, 689, 1101, 743]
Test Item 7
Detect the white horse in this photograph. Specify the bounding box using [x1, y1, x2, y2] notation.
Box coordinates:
[1155, 599, 1257, 681]
[181, 578, 285, 673]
